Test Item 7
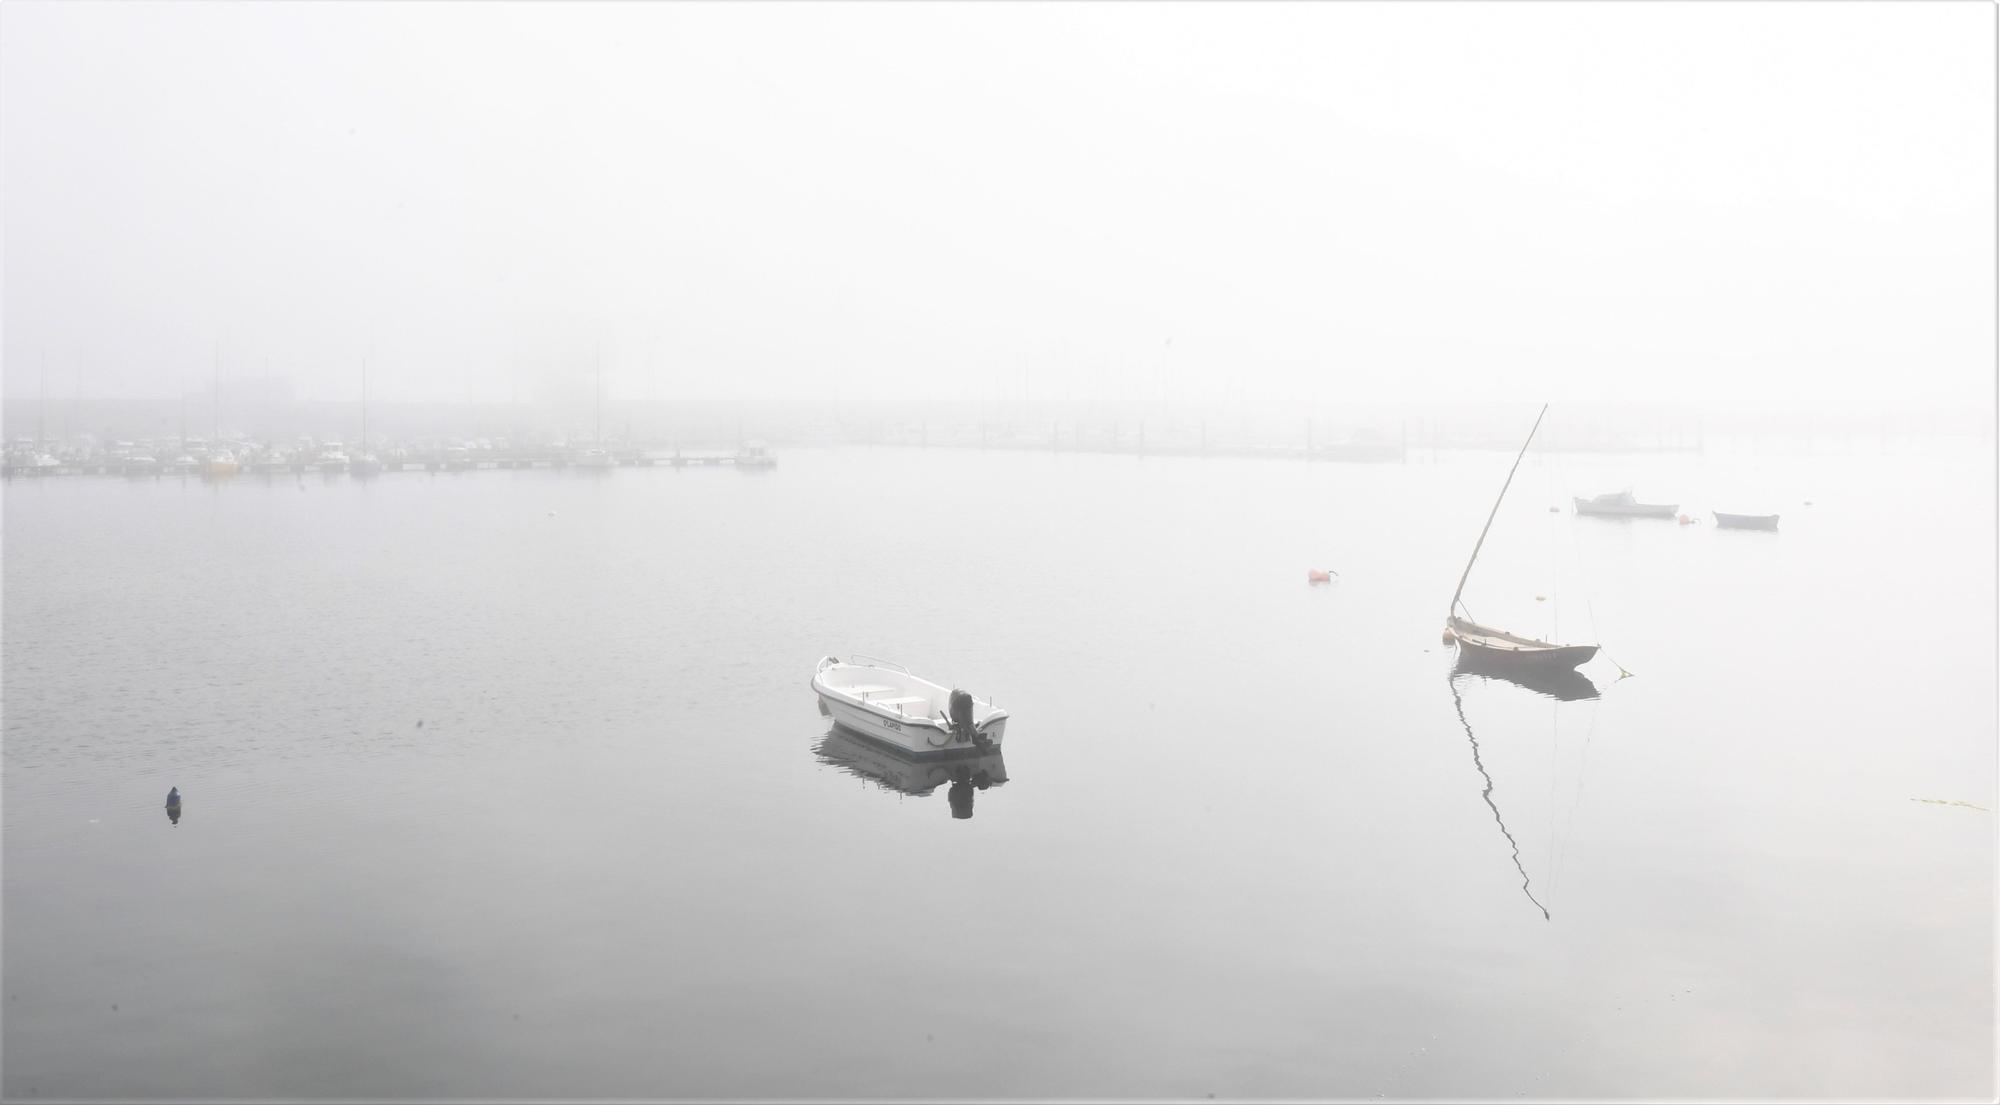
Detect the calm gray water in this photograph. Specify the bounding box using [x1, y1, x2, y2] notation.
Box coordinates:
[5, 441, 1993, 1100]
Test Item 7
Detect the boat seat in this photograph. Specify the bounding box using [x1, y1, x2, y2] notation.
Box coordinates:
[872, 695, 931, 710]
[840, 684, 896, 696]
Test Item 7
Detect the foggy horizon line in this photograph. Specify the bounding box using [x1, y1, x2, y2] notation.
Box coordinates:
[5, 392, 1989, 418]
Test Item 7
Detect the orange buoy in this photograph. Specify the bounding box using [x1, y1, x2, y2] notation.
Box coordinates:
[1307, 568, 1334, 584]
[1442, 626, 1457, 645]
[1677, 513, 1695, 525]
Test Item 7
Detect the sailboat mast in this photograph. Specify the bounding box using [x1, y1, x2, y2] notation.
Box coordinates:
[1448, 403, 1550, 618]
[360, 356, 368, 453]
[212, 339, 220, 442]
[595, 345, 603, 446]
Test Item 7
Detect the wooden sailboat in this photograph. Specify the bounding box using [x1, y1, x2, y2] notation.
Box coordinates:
[1444, 404, 1598, 672]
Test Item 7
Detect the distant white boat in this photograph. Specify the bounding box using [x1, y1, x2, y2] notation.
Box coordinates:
[318, 443, 350, 473]
[574, 448, 615, 469]
[735, 440, 777, 468]
[812, 655, 1008, 756]
[1573, 490, 1676, 517]
[1713, 511, 1779, 531]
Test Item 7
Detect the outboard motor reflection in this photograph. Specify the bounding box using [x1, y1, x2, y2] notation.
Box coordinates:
[946, 763, 997, 820]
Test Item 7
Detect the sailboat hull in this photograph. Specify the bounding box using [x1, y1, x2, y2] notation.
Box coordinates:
[1447, 617, 1597, 672]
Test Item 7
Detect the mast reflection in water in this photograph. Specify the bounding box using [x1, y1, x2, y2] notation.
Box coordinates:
[814, 725, 1008, 820]
[1449, 673, 1550, 920]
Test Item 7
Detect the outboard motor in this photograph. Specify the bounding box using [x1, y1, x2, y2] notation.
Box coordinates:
[948, 689, 986, 749]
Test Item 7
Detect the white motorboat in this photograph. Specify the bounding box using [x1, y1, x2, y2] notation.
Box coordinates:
[1573, 489, 1676, 517]
[574, 447, 615, 469]
[735, 440, 777, 468]
[318, 443, 350, 473]
[812, 655, 1008, 756]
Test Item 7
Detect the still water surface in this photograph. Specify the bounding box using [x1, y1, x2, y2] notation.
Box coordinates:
[4, 442, 1993, 1099]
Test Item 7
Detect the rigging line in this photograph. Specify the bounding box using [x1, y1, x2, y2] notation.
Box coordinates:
[1449, 674, 1551, 921]
[1556, 450, 1636, 680]
[1544, 428, 1560, 643]
[1551, 694, 1601, 897]
[1546, 697, 1559, 904]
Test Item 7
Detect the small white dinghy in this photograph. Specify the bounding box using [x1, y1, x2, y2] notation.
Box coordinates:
[813, 655, 1008, 756]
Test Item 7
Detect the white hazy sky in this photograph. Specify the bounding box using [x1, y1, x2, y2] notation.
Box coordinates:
[3, 1, 1992, 407]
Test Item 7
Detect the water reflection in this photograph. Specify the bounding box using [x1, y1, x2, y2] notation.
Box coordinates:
[1448, 674, 1549, 920]
[814, 725, 1008, 819]
[1452, 651, 1599, 702]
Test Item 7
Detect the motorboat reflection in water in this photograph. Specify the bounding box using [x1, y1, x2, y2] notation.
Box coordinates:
[812, 655, 1008, 755]
[814, 725, 1007, 819]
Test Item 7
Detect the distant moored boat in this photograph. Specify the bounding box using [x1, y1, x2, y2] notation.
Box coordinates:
[1713, 511, 1780, 530]
[1574, 490, 1677, 518]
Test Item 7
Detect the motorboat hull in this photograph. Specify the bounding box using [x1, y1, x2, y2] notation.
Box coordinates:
[820, 696, 1007, 756]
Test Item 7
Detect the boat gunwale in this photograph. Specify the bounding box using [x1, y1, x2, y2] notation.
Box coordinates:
[811, 659, 1008, 731]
